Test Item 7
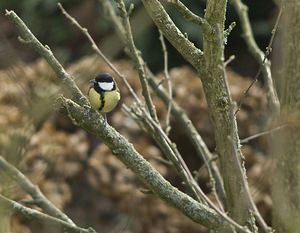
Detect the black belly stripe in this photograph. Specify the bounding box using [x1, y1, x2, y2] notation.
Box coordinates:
[98, 92, 105, 111]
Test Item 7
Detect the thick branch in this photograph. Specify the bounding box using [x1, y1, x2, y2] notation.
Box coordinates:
[141, 0, 204, 68]
[57, 96, 232, 231]
[166, 0, 207, 26]
[201, 0, 260, 230]
[272, 2, 300, 232]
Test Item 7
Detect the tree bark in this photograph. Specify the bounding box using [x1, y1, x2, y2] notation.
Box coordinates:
[142, 0, 255, 230]
[272, 1, 300, 232]
[201, 1, 253, 228]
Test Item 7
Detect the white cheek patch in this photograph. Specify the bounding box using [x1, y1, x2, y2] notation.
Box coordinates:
[98, 81, 114, 91]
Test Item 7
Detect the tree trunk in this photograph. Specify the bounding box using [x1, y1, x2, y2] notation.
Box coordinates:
[272, 1, 300, 232]
[201, 1, 254, 229]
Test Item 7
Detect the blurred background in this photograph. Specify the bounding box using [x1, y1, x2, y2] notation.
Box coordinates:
[0, 0, 277, 74]
[0, 0, 279, 232]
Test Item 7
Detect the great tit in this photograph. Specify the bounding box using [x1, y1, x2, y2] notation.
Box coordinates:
[88, 73, 120, 116]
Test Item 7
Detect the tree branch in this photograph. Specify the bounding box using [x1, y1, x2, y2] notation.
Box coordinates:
[0, 156, 75, 225]
[141, 0, 204, 69]
[158, 30, 172, 135]
[57, 96, 232, 231]
[115, 0, 159, 122]
[4, 10, 88, 107]
[124, 104, 205, 203]
[240, 124, 287, 144]
[0, 194, 95, 233]
[230, 0, 281, 117]
[200, 1, 258, 229]
[165, 0, 208, 27]
[147, 75, 226, 208]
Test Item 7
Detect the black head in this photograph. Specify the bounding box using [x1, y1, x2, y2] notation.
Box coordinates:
[92, 73, 116, 92]
[95, 73, 114, 83]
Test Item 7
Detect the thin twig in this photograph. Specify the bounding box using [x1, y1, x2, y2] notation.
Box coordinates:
[224, 55, 236, 67]
[0, 194, 96, 233]
[240, 124, 287, 144]
[224, 21, 236, 45]
[57, 3, 141, 105]
[4, 10, 88, 107]
[232, 1, 283, 116]
[99, 0, 127, 41]
[158, 30, 172, 135]
[0, 156, 75, 225]
[115, 0, 159, 122]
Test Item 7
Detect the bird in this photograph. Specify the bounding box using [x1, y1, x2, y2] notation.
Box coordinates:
[88, 73, 120, 122]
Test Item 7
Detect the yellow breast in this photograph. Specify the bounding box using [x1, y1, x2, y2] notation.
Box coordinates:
[88, 88, 120, 113]
[102, 90, 120, 113]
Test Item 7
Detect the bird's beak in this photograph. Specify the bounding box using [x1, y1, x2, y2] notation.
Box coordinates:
[89, 80, 96, 84]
